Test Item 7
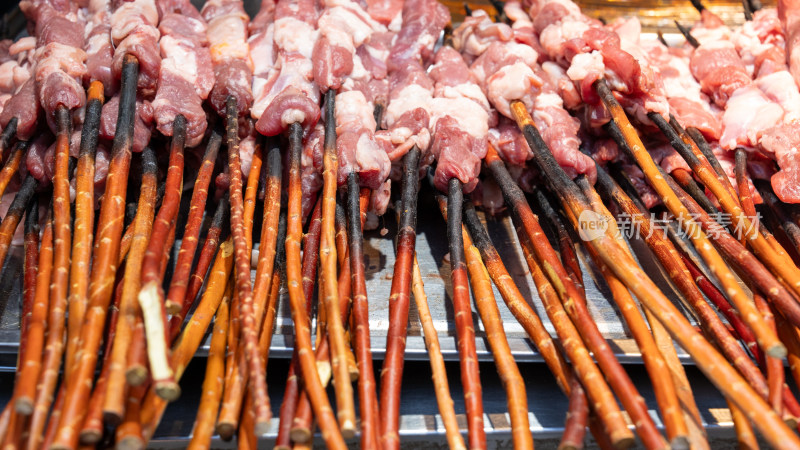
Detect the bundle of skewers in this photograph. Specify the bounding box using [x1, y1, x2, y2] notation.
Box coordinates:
[4, 0, 800, 447]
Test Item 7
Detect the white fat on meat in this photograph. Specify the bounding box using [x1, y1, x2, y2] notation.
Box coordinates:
[274, 18, 318, 59]
[566, 51, 603, 83]
[110, 0, 159, 44]
[318, 5, 383, 54]
[281, 109, 307, 128]
[435, 83, 490, 113]
[720, 85, 785, 150]
[486, 61, 540, 118]
[429, 97, 489, 140]
[538, 19, 589, 62]
[207, 15, 253, 69]
[159, 36, 200, 93]
[336, 90, 377, 131]
[384, 83, 432, 126]
[756, 70, 800, 123]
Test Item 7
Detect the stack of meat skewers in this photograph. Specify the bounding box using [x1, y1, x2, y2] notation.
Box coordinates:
[4, 0, 800, 447]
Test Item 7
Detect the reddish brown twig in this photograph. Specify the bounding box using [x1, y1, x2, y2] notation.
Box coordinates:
[168, 196, 229, 342]
[535, 188, 583, 290]
[138, 116, 186, 401]
[66, 80, 105, 381]
[443, 181, 486, 449]
[283, 120, 346, 449]
[319, 91, 356, 438]
[188, 285, 230, 449]
[0, 174, 37, 271]
[79, 265, 126, 444]
[728, 399, 759, 450]
[574, 179, 688, 446]
[28, 105, 75, 447]
[52, 55, 140, 450]
[346, 172, 380, 449]
[224, 96, 271, 435]
[12, 207, 52, 416]
[0, 116, 17, 164]
[116, 385, 146, 450]
[458, 203, 531, 449]
[165, 126, 222, 314]
[410, 255, 466, 450]
[0, 141, 24, 199]
[141, 242, 235, 442]
[275, 196, 322, 450]
[651, 105, 800, 302]
[560, 379, 588, 450]
[380, 146, 420, 449]
[103, 147, 158, 425]
[515, 97, 799, 448]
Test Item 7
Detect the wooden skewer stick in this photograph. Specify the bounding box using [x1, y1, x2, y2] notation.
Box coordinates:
[596, 80, 784, 358]
[464, 157, 633, 446]
[12, 205, 51, 416]
[756, 181, 800, 255]
[0, 140, 25, 199]
[25, 105, 75, 449]
[574, 178, 689, 448]
[51, 54, 139, 450]
[445, 179, 486, 449]
[168, 196, 229, 342]
[410, 254, 466, 450]
[511, 98, 800, 448]
[320, 90, 357, 438]
[346, 172, 381, 449]
[380, 145, 420, 449]
[651, 108, 800, 300]
[0, 174, 37, 272]
[78, 266, 125, 445]
[66, 80, 104, 381]
[187, 284, 230, 449]
[674, 21, 700, 48]
[275, 196, 322, 450]
[734, 149, 785, 418]
[165, 124, 222, 315]
[0, 116, 18, 164]
[458, 202, 531, 449]
[138, 115, 187, 401]
[225, 96, 271, 435]
[534, 188, 583, 290]
[140, 241, 234, 441]
[609, 166, 800, 420]
[103, 147, 159, 425]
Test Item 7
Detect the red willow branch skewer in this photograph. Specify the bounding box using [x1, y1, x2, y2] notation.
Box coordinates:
[165, 125, 223, 315]
[756, 181, 800, 255]
[510, 99, 800, 448]
[283, 121, 346, 449]
[444, 179, 486, 449]
[102, 147, 159, 426]
[574, 178, 689, 447]
[52, 55, 139, 450]
[188, 282, 230, 449]
[66, 80, 105, 381]
[138, 115, 187, 401]
[10, 192, 47, 417]
[217, 137, 281, 439]
[140, 241, 235, 442]
[0, 174, 37, 270]
[0, 117, 18, 163]
[275, 196, 322, 450]
[168, 196, 229, 342]
[380, 146, 420, 449]
[734, 149, 784, 418]
[346, 172, 380, 449]
[25, 106, 75, 449]
[459, 162, 631, 447]
[649, 105, 800, 299]
[79, 266, 126, 445]
[410, 255, 466, 450]
[224, 95, 271, 435]
[608, 164, 800, 420]
[319, 90, 356, 438]
[593, 81, 784, 359]
[534, 188, 584, 291]
[457, 202, 531, 449]
[0, 141, 25, 199]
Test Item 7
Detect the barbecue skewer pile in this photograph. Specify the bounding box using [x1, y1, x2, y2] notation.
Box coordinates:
[5, 0, 800, 448]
